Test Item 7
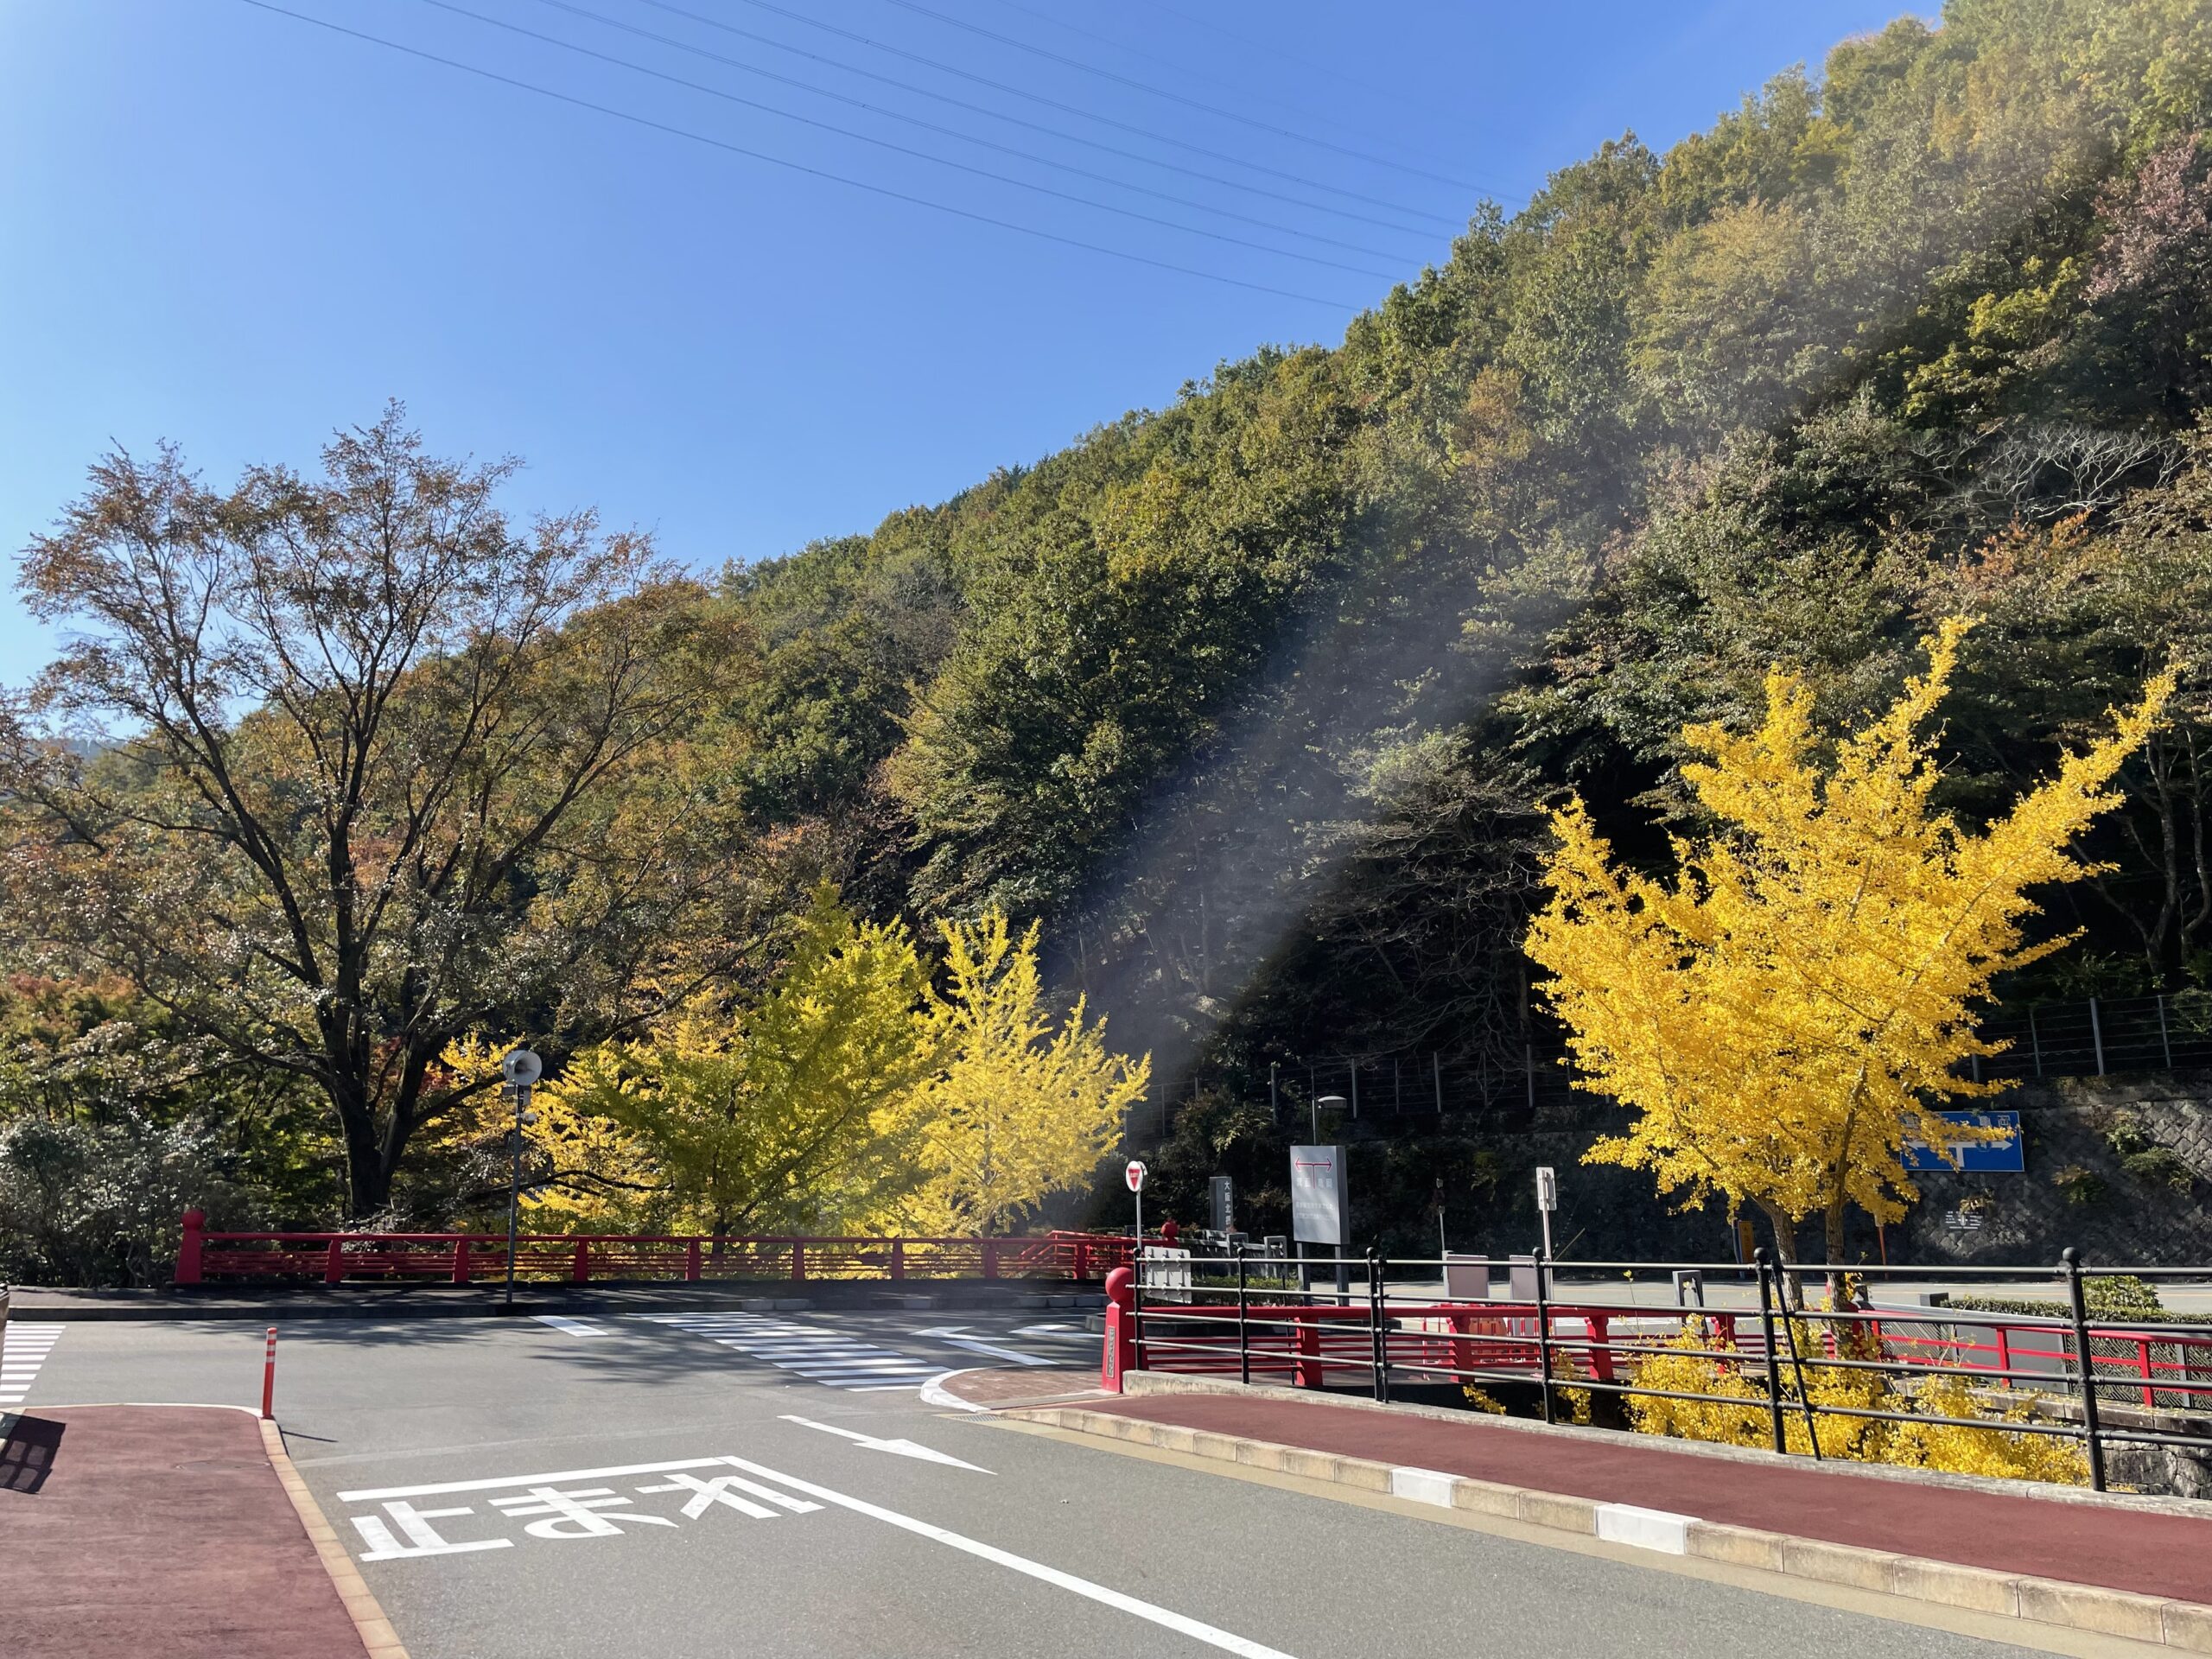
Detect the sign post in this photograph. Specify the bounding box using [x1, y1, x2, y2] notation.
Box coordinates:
[1124, 1158, 1147, 1246]
[1535, 1165, 1558, 1262]
[1290, 1144, 1349, 1300]
[500, 1047, 543, 1313]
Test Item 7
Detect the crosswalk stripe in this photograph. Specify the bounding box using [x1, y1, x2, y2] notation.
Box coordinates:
[637, 1313, 938, 1390]
[0, 1324, 62, 1406]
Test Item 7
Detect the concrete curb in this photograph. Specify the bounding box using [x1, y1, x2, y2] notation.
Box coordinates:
[1009, 1403, 2212, 1652]
[260, 1420, 410, 1658]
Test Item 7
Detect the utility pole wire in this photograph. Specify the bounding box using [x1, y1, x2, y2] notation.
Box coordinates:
[701, 0, 1461, 229]
[407, 0, 1399, 281]
[517, 0, 1413, 264]
[877, 0, 1484, 193]
[232, 0, 1360, 310]
[620, 0, 1450, 240]
[979, 0, 1492, 172]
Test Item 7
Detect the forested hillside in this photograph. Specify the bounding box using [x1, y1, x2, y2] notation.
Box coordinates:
[7, 0, 2212, 1274]
[734, 1, 2212, 1080]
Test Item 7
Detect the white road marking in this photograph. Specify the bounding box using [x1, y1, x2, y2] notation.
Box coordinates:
[531, 1315, 609, 1337]
[779, 1414, 993, 1472]
[0, 1324, 63, 1408]
[940, 1335, 1055, 1367]
[342, 1456, 737, 1502]
[716, 1453, 1298, 1659]
[341, 1455, 822, 1561]
[1010, 1323, 1077, 1337]
[637, 1313, 940, 1389]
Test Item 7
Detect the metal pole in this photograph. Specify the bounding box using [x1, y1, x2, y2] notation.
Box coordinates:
[1236, 1237, 1249, 1387]
[1777, 1294, 1823, 1460]
[2090, 997, 2106, 1076]
[1369, 1247, 1389, 1403]
[2063, 1248, 2107, 1491]
[2030, 1006, 2043, 1077]
[1433, 1051, 1443, 1114]
[1754, 1249, 1787, 1455]
[1269, 1062, 1279, 1124]
[1532, 1243, 1554, 1424]
[504, 1083, 528, 1313]
[2159, 993, 2172, 1071]
[1349, 1060, 1358, 1119]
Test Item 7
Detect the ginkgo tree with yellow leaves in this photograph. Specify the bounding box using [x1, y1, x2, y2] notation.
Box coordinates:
[453, 886, 1149, 1239]
[906, 912, 1150, 1236]
[1526, 619, 2172, 1268]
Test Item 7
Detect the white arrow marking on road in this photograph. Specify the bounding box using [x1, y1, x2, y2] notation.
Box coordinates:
[912, 1326, 1055, 1367]
[779, 1414, 994, 1473]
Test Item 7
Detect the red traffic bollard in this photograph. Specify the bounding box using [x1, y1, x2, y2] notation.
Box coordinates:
[1100, 1267, 1136, 1392]
[260, 1326, 277, 1421]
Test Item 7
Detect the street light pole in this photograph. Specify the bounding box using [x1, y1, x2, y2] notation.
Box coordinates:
[499, 1048, 543, 1313]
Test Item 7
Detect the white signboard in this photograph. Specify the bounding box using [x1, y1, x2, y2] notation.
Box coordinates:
[1138, 1245, 1192, 1304]
[1124, 1160, 1147, 1192]
[1289, 1145, 1344, 1247]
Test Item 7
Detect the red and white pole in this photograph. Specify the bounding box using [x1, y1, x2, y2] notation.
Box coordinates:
[260, 1325, 277, 1421]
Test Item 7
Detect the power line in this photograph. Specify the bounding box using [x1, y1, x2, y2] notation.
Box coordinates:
[873, 0, 1483, 193]
[979, 0, 1444, 157]
[232, 1, 1360, 309]
[409, 0, 1398, 280]
[519, 0, 1410, 264]
[620, 0, 1442, 242]
[700, 0, 1462, 231]
[1130, 0, 1430, 119]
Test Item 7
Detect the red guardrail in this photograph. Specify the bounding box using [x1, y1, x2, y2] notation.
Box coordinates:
[174, 1210, 1141, 1286]
[1126, 1295, 2212, 1411]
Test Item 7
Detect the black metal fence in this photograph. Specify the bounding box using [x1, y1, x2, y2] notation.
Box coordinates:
[1124, 1248, 2212, 1494]
[1215, 989, 2212, 1133]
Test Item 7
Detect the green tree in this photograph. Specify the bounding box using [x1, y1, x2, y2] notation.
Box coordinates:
[1, 408, 748, 1216]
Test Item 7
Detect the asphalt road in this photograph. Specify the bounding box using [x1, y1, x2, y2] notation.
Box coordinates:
[12, 1307, 2119, 1659]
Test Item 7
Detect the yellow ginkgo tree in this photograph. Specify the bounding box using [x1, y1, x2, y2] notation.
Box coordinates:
[454, 887, 1149, 1240]
[907, 912, 1151, 1236]
[1526, 618, 2171, 1268]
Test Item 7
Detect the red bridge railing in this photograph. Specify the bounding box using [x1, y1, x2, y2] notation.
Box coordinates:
[174, 1210, 1140, 1286]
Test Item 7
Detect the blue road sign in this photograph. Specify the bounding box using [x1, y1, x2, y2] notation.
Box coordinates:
[1902, 1110, 2024, 1173]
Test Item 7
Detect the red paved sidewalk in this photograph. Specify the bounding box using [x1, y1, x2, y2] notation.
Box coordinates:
[1086, 1389, 2212, 1606]
[0, 1405, 365, 1659]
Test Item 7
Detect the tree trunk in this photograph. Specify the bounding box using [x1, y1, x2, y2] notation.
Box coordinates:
[335, 1081, 392, 1218]
[1753, 1198, 1805, 1307]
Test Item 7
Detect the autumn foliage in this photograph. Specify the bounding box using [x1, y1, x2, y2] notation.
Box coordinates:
[1527, 620, 2172, 1262]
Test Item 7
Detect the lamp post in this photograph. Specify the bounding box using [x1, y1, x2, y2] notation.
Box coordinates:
[500, 1048, 543, 1313]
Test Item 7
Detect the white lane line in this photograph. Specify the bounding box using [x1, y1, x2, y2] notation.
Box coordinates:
[531, 1315, 610, 1337]
[716, 1453, 1296, 1658]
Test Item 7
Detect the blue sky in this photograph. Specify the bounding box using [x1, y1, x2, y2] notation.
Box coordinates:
[1, 0, 1916, 677]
